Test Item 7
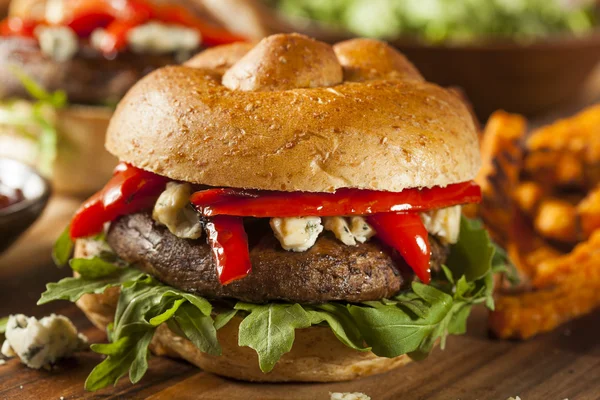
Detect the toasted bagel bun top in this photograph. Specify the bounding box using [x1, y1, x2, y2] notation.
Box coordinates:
[106, 34, 480, 192]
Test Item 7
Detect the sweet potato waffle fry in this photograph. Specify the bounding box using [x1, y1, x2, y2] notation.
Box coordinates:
[489, 270, 600, 339]
[471, 111, 526, 246]
[525, 104, 600, 190]
[477, 106, 600, 339]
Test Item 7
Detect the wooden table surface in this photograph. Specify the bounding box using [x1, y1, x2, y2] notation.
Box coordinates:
[1, 71, 600, 400]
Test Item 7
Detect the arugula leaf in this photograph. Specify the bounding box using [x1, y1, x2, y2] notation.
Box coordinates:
[446, 304, 472, 335]
[90, 336, 131, 357]
[70, 257, 121, 279]
[0, 70, 67, 176]
[236, 303, 311, 372]
[492, 242, 521, 286]
[87, 337, 136, 391]
[307, 303, 369, 352]
[37, 117, 58, 176]
[214, 309, 238, 330]
[349, 282, 453, 357]
[173, 303, 221, 356]
[482, 270, 496, 310]
[83, 272, 220, 390]
[179, 293, 212, 316]
[454, 275, 472, 300]
[10, 68, 67, 107]
[148, 298, 186, 326]
[52, 226, 73, 267]
[86, 331, 154, 391]
[391, 291, 430, 319]
[129, 331, 155, 384]
[37, 269, 145, 305]
[446, 216, 495, 281]
[113, 278, 171, 338]
[0, 316, 7, 335]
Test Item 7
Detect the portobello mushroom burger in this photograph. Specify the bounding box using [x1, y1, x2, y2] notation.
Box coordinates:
[42, 33, 504, 391]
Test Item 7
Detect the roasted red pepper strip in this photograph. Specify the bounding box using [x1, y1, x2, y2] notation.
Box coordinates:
[67, 12, 115, 37]
[205, 216, 252, 284]
[191, 181, 481, 218]
[367, 213, 432, 284]
[70, 163, 168, 239]
[0, 17, 39, 38]
[95, 17, 148, 53]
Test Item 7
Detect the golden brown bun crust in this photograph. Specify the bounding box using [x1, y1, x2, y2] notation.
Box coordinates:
[333, 38, 424, 83]
[74, 240, 410, 381]
[0, 105, 117, 196]
[107, 34, 480, 192]
[223, 34, 343, 92]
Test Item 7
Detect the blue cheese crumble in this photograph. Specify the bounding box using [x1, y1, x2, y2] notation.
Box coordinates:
[330, 393, 371, 400]
[1, 314, 88, 369]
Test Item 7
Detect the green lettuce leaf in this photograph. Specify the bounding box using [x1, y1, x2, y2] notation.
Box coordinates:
[235, 303, 312, 372]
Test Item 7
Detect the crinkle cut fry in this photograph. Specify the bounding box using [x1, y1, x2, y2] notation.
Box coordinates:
[471, 111, 526, 246]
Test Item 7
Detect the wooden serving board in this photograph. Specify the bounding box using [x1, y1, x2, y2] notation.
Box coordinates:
[0, 197, 599, 400]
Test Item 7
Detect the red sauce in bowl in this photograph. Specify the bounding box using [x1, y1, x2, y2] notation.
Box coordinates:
[0, 181, 24, 210]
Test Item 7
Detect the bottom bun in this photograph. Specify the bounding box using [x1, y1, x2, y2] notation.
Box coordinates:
[75, 241, 411, 382]
[0, 104, 117, 196]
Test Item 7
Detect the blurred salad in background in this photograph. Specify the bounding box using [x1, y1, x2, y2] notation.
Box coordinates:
[266, 0, 597, 43]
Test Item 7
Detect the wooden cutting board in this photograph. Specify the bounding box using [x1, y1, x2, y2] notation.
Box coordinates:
[0, 197, 599, 400]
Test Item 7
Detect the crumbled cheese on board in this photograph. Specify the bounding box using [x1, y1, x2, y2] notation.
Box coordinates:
[330, 392, 371, 400]
[1, 314, 87, 369]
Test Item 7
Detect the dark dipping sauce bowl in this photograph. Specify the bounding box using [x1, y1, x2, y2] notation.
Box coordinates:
[0, 158, 51, 254]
